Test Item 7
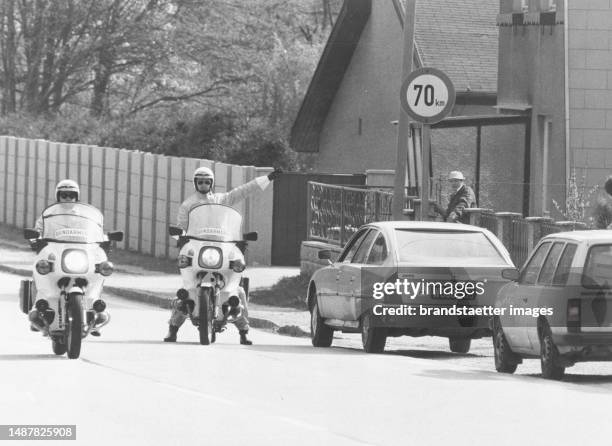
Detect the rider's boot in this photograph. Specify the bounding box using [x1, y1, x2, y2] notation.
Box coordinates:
[164, 325, 179, 342]
[239, 329, 253, 345]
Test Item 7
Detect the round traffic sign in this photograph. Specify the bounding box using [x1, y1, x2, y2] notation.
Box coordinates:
[400, 67, 455, 124]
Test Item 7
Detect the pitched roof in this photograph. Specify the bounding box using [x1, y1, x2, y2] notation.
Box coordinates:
[411, 0, 499, 92]
[291, 0, 499, 152]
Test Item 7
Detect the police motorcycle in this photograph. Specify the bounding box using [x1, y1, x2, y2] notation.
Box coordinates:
[19, 203, 123, 359]
[168, 203, 257, 345]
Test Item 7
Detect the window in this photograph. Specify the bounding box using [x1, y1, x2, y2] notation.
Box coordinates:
[583, 245, 612, 289]
[552, 244, 577, 286]
[395, 230, 507, 265]
[352, 230, 379, 264]
[537, 242, 564, 285]
[366, 233, 388, 265]
[519, 242, 551, 285]
[339, 229, 370, 263]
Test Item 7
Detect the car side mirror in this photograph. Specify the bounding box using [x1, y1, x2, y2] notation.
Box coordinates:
[107, 231, 124, 242]
[24, 228, 39, 240]
[243, 232, 258, 241]
[169, 225, 184, 237]
[318, 250, 332, 260]
[501, 268, 519, 281]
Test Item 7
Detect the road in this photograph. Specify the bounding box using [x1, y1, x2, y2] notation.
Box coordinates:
[2, 271, 612, 446]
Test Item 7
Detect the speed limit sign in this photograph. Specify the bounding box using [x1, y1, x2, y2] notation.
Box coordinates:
[400, 67, 455, 124]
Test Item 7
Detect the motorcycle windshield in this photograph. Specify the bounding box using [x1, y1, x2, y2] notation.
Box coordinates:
[186, 204, 242, 241]
[41, 203, 105, 243]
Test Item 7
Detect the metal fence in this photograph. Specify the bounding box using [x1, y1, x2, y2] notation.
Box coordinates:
[307, 182, 395, 246]
[306, 181, 593, 267]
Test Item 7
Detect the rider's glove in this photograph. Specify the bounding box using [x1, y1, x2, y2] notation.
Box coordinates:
[267, 168, 282, 181]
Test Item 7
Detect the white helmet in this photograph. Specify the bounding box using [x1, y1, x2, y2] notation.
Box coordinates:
[193, 166, 214, 191]
[55, 179, 80, 201]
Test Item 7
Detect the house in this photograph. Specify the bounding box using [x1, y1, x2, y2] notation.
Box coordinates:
[291, 0, 529, 213]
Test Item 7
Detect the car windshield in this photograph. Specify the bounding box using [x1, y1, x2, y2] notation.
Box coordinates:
[186, 204, 242, 241]
[41, 203, 105, 243]
[395, 229, 507, 265]
[583, 244, 612, 288]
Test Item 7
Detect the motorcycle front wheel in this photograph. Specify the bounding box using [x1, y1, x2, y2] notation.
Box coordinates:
[198, 287, 214, 345]
[66, 293, 83, 359]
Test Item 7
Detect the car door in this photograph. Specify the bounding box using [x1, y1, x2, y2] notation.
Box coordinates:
[501, 241, 552, 353]
[334, 229, 378, 321]
[354, 231, 393, 320]
[319, 228, 370, 318]
[525, 241, 566, 352]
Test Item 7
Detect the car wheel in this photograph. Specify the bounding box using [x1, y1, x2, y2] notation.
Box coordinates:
[361, 311, 386, 353]
[449, 337, 471, 353]
[540, 329, 565, 380]
[311, 300, 333, 347]
[493, 323, 518, 373]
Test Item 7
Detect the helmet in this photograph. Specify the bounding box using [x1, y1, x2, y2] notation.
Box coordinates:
[55, 179, 80, 201]
[193, 166, 214, 191]
[448, 171, 465, 181]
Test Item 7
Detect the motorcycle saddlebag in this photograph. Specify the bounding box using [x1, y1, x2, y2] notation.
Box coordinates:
[19, 280, 34, 315]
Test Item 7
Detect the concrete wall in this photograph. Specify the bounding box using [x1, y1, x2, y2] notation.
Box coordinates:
[497, 0, 566, 215]
[0, 136, 274, 265]
[568, 0, 612, 192]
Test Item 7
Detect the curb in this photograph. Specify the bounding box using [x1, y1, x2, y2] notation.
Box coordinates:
[0, 263, 310, 338]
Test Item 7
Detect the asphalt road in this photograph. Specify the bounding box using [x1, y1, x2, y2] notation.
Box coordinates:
[2, 271, 612, 446]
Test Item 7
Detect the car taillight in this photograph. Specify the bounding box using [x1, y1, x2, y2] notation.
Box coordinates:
[567, 298, 581, 333]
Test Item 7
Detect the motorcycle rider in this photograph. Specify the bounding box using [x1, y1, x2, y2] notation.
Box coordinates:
[34, 179, 80, 232]
[164, 166, 282, 344]
[29, 179, 107, 336]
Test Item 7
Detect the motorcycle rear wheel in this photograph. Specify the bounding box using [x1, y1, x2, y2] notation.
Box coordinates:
[198, 287, 214, 345]
[66, 293, 83, 359]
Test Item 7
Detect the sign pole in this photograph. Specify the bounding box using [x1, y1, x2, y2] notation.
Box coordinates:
[392, 0, 417, 221]
[419, 124, 431, 221]
[398, 67, 455, 222]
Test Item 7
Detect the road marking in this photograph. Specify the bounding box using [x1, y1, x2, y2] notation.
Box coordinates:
[80, 358, 375, 445]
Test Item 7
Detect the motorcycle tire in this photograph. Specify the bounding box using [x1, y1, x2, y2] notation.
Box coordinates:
[66, 293, 83, 359]
[198, 287, 214, 345]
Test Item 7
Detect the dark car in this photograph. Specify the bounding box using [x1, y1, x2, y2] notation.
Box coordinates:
[307, 222, 514, 354]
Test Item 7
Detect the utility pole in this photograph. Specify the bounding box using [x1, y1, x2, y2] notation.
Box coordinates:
[392, 0, 417, 220]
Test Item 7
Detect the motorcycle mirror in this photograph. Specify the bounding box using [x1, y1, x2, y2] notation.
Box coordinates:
[24, 228, 40, 240]
[244, 232, 258, 241]
[169, 225, 183, 237]
[107, 231, 124, 242]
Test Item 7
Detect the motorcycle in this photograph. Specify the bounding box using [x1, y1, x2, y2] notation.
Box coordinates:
[20, 202, 123, 359]
[168, 203, 257, 345]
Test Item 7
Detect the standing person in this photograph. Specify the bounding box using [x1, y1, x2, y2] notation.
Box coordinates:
[163, 166, 282, 344]
[432, 171, 476, 223]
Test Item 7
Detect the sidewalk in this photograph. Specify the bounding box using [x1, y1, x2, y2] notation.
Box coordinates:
[0, 238, 310, 336]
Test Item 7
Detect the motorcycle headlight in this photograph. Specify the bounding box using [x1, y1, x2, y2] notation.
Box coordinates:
[62, 249, 89, 274]
[199, 247, 222, 269]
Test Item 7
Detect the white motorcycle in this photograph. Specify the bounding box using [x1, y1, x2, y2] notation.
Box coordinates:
[168, 203, 257, 345]
[20, 203, 123, 359]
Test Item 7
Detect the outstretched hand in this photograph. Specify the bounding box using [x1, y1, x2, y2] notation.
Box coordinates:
[268, 168, 283, 181]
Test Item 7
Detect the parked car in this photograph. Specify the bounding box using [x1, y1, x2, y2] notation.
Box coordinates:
[307, 222, 514, 354]
[493, 230, 612, 380]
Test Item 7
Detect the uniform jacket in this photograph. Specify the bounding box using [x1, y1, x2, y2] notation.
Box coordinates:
[176, 175, 270, 229]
